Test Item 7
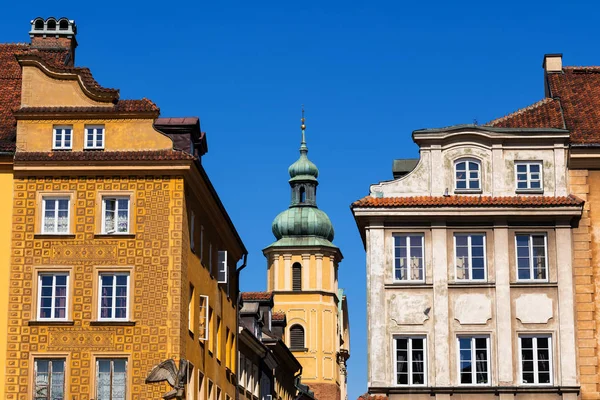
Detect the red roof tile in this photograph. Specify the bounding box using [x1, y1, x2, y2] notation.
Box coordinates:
[351, 195, 584, 208]
[241, 292, 273, 301]
[358, 393, 388, 400]
[272, 312, 285, 322]
[14, 150, 195, 162]
[486, 98, 564, 129]
[486, 64, 600, 144]
[15, 99, 159, 116]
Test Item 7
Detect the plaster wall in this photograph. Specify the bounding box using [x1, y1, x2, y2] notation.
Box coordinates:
[0, 166, 13, 400]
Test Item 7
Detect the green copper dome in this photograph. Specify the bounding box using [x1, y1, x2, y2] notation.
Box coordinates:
[272, 207, 335, 242]
[265, 114, 337, 249]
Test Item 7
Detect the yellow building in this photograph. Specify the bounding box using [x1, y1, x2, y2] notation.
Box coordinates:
[263, 116, 350, 400]
[2, 17, 246, 400]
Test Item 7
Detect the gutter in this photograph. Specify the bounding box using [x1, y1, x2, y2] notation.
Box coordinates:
[235, 253, 248, 400]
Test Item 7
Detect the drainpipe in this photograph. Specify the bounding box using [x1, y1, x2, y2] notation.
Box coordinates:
[235, 253, 248, 400]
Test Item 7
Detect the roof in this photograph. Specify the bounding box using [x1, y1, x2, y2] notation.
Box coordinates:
[358, 394, 388, 400]
[485, 63, 600, 144]
[15, 99, 159, 115]
[272, 312, 285, 322]
[241, 292, 273, 301]
[351, 195, 584, 209]
[14, 150, 195, 163]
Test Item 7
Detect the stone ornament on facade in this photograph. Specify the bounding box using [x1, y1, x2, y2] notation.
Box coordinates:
[145, 358, 189, 400]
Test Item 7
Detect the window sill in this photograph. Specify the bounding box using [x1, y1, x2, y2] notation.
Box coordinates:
[28, 320, 74, 326]
[454, 189, 483, 194]
[384, 282, 432, 289]
[515, 189, 544, 194]
[52, 148, 72, 152]
[90, 320, 136, 326]
[34, 234, 76, 239]
[94, 233, 136, 239]
[84, 148, 105, 151]
[449, 282, 495, 288]
[511, 281, 556, 288]
[290, 347, 308, 352]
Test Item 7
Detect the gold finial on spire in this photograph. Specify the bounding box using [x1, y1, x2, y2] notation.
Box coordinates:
[301, 105, 306, 131]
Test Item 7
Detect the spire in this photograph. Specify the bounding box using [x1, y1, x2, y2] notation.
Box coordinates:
[300, 105, 307, 154]
[289, 106, 318, 182]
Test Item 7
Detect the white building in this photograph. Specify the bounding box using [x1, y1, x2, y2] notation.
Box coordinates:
[352, 125, 583, 400]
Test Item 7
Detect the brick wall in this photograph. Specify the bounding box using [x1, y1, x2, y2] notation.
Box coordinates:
[570, 169, 600, 399]
[310, 383, 340, 400]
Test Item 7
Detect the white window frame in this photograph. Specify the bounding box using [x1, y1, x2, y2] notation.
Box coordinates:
[393, 234, 425, 282]
[34, 358, 66, 400]
[518, 335, 553, 385]
[53, 125, 72, 150]
[188, 283, 194, 332]
[456, 335, 491, 386]
[393, 335, 427, 386]
[515, 233, 549, 282]
[41, 197, 70, 234]
[84, 125, 105, 149]
[454, 233, 487, 281]
[514, 161, 543, 191]
[101, 196, 130, 234]
[217, 250, 228, 283]
[98, 273, 130, 321]
[454, 158, 481, 191]
[199, 295, 209, 341]
[37, 273, 69, 321]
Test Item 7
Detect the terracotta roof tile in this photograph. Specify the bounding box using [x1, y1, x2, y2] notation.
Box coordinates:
[486, 98, 564, 129]
[14, 150, 195, 162]
[358, 393, 388, 400]
[272, 312, 285, 322]
[351, 195, 584, 208]
[485, 64, 600, 144]
[15, 99, 160, 116]
[241, 292, 273, 301]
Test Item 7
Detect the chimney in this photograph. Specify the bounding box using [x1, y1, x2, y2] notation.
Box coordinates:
[29, 17, 78, 66]
[543, 53, 563, 73]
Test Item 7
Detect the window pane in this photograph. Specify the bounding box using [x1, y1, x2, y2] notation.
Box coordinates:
[529, 164, 540, 173]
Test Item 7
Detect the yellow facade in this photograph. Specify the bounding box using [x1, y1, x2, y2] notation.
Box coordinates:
[3, 38, 245, 400]
[0, 160, 14, 400]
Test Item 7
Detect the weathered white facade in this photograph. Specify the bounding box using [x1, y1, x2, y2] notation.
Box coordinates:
[352, 126, 583, 399]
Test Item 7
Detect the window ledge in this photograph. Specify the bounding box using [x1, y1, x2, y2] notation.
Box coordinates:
[516, 189, 544, 194]
[90, 320, 136, 326]
[454, 189, 483, 194]
[52, 149, 72, 152]
[511, 282, 556, 288]
[449, 282, 495, 288]
[290, 347, 309, 352]
[384, 282, 432, 289]
[94, 233, 136, 239]
[28, 320, 74, 326]
[34, 234, 76, 239]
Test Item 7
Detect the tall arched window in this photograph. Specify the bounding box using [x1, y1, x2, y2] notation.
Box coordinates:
[455, 158, 481, 190]
[299, 187, 306, 203]
[290, 324, 305, 349]
[292, 263, 302, 291]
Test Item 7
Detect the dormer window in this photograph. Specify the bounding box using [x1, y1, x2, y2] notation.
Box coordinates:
[85, 125, 104, 150]
[53, 126, 72, 150]
[455, 159, 480, 191]
[515, 161, 543, 192]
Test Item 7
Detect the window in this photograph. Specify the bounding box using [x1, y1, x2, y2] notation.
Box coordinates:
[239, 354, 246, 388]
[53, 126, 72, 150]
[520, 336, 552, 385]
[34, 358, 65, 400]
[85, 125, 104, 149]
[199, 295, 209, 341]
[300, 187, 306, 203]
[455, 159, 480, 190]
[515, 162, 543, 191]
[217, 387, 222, 400]
[96, 358, 127, 400]
[208, 307, 214, 354]
[458, 336, 490, 385]
[216, 316, 222, 360]
[217, 250, 228, 283]
[188, 283, 194, 332]
[290, 325, 305, 350]
[208, 380, 214, 400]
[292, 263, 302, 291]
[394, 234, 424, 281]
[455, 234, 486, 280]
[38, 273, 68, 320]
[516, 234, 548, 281]
[42, 198, 70, 234]
[200, 225, 204, 261]
[102, 197, 130, 234]
[394, 336, 426, 386]
[98, 273, 130, 321]
[198, 372, 205, 399]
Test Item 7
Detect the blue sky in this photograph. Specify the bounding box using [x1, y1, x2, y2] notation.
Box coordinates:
[3, 1, 600, 398]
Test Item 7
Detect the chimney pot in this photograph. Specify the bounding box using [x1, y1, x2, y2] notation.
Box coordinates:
[543, 53, 563, 73]
[29, 17, 77, 65]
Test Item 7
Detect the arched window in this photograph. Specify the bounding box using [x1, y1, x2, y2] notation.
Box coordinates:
[47, 19, 56, 30]
[59, 19, 69, 30]
[455, 158, 481, 190]
[34, 19, 44, 30]
[289, 324, 305, 350]
[292, 263, 302, 291]
[300, 187, 306, 203]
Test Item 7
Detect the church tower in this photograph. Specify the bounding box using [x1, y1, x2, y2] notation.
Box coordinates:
[263, 112, 350, 400]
